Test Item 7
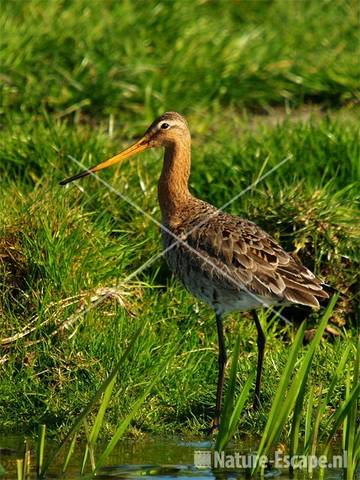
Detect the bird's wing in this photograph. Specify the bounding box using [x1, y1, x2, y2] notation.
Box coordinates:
[182, 210, 328, 308]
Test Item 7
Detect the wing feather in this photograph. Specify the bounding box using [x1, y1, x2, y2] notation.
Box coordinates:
[181, 207, 328, 307]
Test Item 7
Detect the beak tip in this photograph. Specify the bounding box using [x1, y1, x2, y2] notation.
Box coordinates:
[59, 137, 147, 187]
[59, 170, 91, 186]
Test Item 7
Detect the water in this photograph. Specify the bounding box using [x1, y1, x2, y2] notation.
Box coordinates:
[0, 434, 350, 479]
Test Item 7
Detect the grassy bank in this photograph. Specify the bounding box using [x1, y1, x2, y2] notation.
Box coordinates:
[1, 110, 359, 437]
[0, 0, 359, 442]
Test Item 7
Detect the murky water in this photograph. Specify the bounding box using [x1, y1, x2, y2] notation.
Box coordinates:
[0, 434, 350, 479]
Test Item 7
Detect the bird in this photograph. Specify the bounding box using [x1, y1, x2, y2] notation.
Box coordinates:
[60, 111, 328, 431]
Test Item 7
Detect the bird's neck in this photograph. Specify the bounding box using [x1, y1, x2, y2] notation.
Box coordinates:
[158, 136, 192, 226]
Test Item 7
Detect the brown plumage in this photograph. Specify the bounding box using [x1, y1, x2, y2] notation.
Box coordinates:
[162, 203, 328, 312]
[60, 111, 328, 431]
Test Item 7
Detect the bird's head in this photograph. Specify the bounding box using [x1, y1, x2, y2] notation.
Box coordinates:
[59, 112, 189, 185]
[144, 112, 189, 148]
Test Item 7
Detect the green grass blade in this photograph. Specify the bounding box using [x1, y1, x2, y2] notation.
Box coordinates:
[320, 379, 360, 479]
[322, 383, 360, 451]
[215, 326, 243, 451]
[215, 371, 254, 452]
[95, 349, 175, 471]
[272, 297, 336, 444]
[95, 384, 154, 470]
[42, 320, 147, 475]
[227, 373, 255, 441]
[345, 337, 359, 480]
[16, 459, 23, 480]
[254, 295, 337, 474]
[62, 433, 77, 473]
[83, 419, 96, 473]
[289, 379, 306, 467]
[80, 444, 89, 475]
[90, 375, 117, 443]
[304, 385, 314, 454]
[36, 424, 46, 477]
[309, 385, 323, 474]
[342, 370, 351, 451]
[292, 322, 349, 461]
[324, 344, 351, 406]
[254, 319, 307, 466]
[80, 375, 117, 473]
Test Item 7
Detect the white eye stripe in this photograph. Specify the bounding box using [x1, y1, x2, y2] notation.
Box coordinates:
[158, 120, 182, 130]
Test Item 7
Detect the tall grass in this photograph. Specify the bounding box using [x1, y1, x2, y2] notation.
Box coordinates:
[215, 328, 255, 452]
[0, 0, 359, 452]
[41, 321, 144, 474]
[10, 295, 356, 477]
[322, 337, 360, 479]
[32, 323, 178, 477]
[1, 111, 359, 438]
[253, 298, 336, 474]
[213, 296, 359, 476]
[1, 0, 358, 121]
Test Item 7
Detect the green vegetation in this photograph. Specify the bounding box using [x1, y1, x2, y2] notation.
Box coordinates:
[1, 0, 359, 117]
[7, 304, 360, 478]
[216, 299, 359, 479]
[0, 0, 359, 462]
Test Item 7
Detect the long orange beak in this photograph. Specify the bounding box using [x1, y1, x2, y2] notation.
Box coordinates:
[59, 136, 150, 185]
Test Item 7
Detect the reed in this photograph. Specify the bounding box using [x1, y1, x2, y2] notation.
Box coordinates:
[41, 322, 147, 476]
[254, 296, 341, 474]
[33, 323, 178, 477]
[215, 326, 255, 452]
[213, 294, 359, 477]
[36, 424, 46, 477]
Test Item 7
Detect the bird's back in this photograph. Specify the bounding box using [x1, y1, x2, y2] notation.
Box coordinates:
[161, 198, 328, 315]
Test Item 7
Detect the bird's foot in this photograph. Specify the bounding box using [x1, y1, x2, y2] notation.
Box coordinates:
[206, 417, 220, 436]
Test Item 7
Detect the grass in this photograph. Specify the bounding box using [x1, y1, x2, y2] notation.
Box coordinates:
[1, 111, 358, 439]
[1, 0, 359, 118]
[8, 303, 359, 478]
[215, 303, 358, 477]
[0, 0, 359, 466]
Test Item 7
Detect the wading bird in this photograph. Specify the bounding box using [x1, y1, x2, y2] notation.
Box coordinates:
[60, 112, 328, 430]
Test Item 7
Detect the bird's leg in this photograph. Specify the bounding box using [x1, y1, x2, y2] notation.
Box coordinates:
[252, 311, 266, 409]
[210, 313, 227, 433]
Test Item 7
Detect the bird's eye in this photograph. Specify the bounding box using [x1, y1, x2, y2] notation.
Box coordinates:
[161, 122, 170, 129]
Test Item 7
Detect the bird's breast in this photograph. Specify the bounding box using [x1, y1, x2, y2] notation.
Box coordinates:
[160, 228, 276, 315]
